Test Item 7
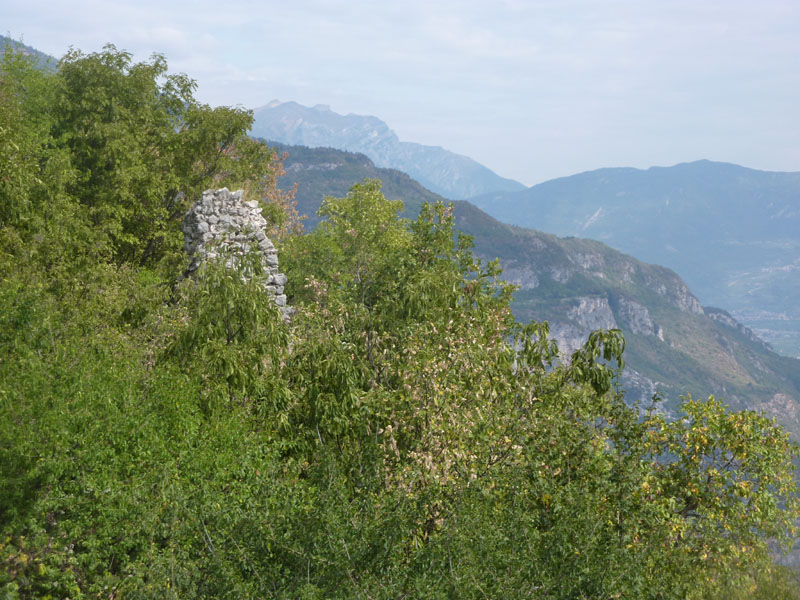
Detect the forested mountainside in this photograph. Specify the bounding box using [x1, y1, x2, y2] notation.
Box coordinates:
[251, 100, 525, 200]
[274, 143, 800, 434]
[267, 142, 444, 228]
[469, 160, 800, 357]
[3, 44, 800, 598]
[455, 202, 800, 426]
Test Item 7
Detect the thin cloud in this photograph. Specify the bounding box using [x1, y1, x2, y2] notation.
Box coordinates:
[4, 0, 799, 184]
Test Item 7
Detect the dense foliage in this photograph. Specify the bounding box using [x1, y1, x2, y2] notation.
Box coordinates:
[1, 46, 800, 599]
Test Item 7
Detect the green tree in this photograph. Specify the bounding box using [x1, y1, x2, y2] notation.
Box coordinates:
[167, 249, 289, 412]
[1, 44, 288, 273]
[52, 45, 274, 267]
[2, 44, 799, 598]
[279, 181, 800, 598]
[642, 396, 799, 579]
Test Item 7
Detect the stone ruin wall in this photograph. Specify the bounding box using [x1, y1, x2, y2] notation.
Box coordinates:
[181, 188, 289, 312]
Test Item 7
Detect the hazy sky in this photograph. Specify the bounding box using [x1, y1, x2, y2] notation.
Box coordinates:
[6, 0, 800, 185]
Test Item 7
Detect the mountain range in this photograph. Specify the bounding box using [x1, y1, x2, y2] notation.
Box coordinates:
[250, 101, 525, 200]
[255, 103, 800, 358]
[275, 143, 800, 436]
[469, 160, 800, 358]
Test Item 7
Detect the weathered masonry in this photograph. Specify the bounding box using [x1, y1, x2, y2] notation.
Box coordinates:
[182, 188, 290, 315]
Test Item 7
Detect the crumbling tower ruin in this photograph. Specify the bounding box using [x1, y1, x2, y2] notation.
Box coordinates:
[182, 188, 289, 312]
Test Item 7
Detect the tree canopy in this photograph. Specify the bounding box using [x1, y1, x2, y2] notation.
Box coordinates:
[1, 45, 799, 599]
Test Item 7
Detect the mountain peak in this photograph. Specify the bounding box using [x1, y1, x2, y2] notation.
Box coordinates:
[250, 100, 525, 199]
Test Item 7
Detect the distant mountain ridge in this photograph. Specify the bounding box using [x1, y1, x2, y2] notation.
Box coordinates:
[250, 100, 525, 200]
[0, 35, 57, 70]
[272, 142, 800, 437]
[469, 160, 800, 357]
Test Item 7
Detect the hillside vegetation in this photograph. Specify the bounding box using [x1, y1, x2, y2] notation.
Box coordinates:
[2, 46, 800, 598]
[267, 142, 444, 229]
[454, 202, 800, 430]
[272, 144, 800, 436]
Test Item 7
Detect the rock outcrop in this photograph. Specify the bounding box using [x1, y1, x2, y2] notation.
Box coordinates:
[548, 296, 618, 357]
[643, 271, 704, 315]
[615, 296, 658, 336]
[182, 188, 289, 314]
[705, 306, 772, 351]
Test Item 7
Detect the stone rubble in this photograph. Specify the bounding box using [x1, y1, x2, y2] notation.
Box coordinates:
[182, 188, 289, 314]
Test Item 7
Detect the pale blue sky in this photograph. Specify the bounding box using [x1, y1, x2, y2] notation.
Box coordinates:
[6, 0, 800, 185]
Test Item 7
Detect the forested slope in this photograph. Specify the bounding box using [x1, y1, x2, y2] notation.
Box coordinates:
[1, 45, 800, 598]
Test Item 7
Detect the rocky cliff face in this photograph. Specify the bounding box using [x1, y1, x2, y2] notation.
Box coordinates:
[548, 297, 618, 357]
[641, 270, 704, 315]
[251, 101, 525, 200]
[615, 297, 658, 337]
